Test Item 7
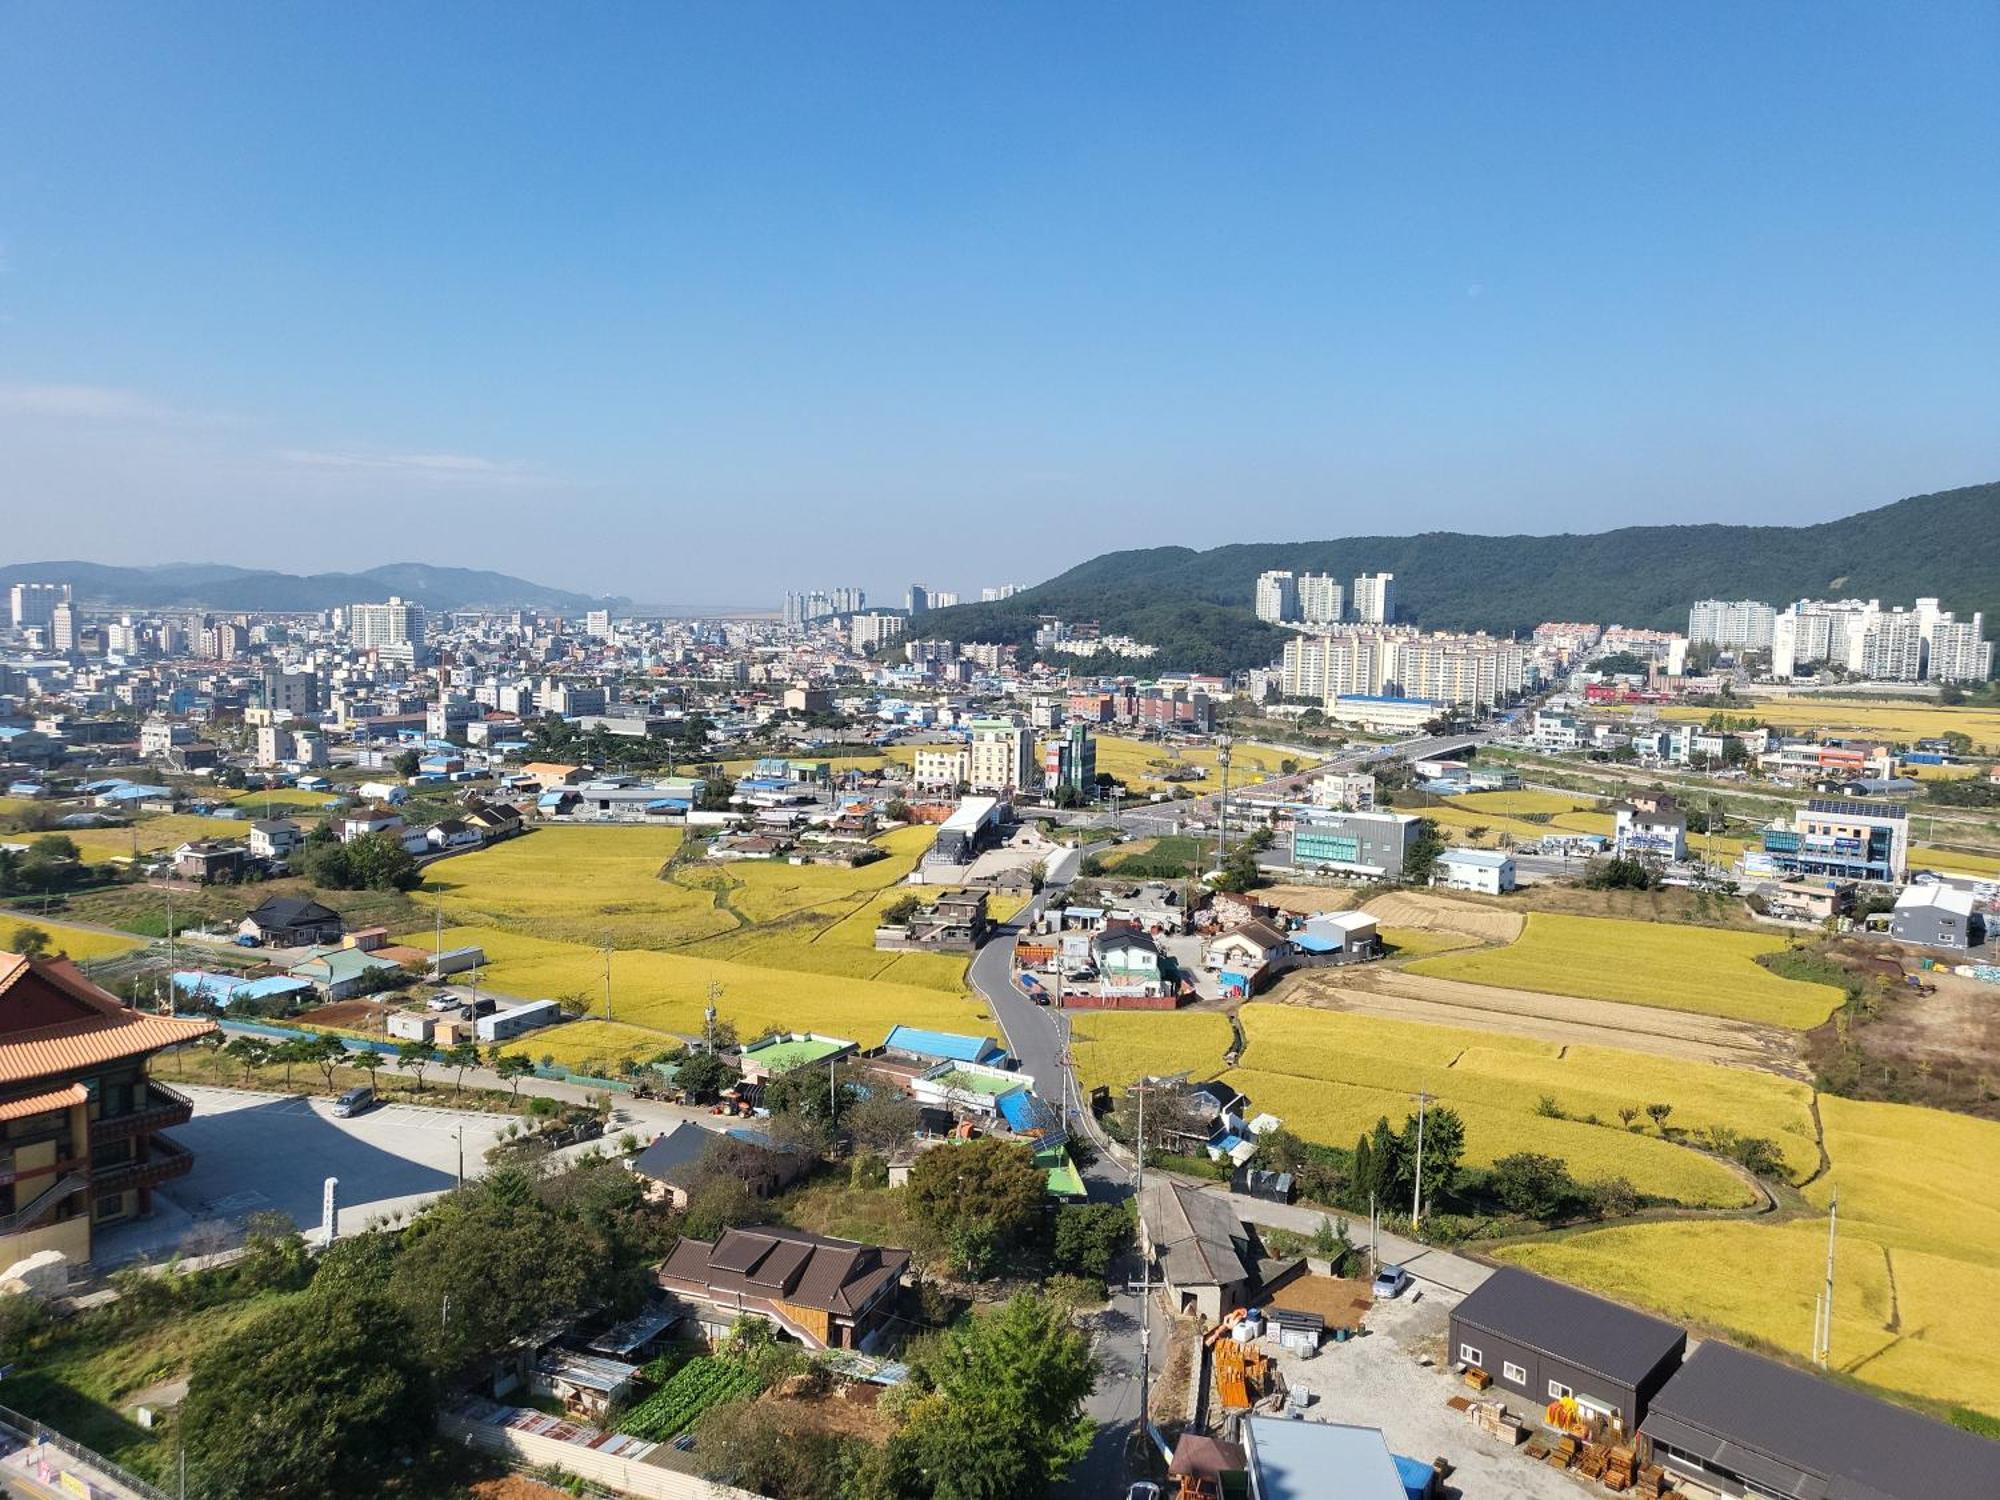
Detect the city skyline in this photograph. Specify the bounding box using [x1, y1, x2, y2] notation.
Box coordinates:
[4, 4, 1997, 601]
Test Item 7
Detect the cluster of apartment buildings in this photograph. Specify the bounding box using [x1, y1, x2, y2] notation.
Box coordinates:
[1278, 626, 1535, 712]
[1254, 569, 1397, 626]
[1689, 595, 1990, 682]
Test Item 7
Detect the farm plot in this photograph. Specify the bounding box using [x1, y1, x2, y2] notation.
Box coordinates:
[1067, 1011, 1235, 1094]
[1408, 912, 1844, 1029]
[439, 927, 988, 1056]
[679, 885, 969, 992]
[1500, 1089, 2000, 1419]
[60, 814, 247, 859]
[1446, 790, 1601, 817]
[1232, 1012, 1816, 1184]
[426, 826, 730, 949]
[4, 919, 146, 962]
[622, 1356, 765, 1440]
[1630, 697, 2000, 751]
[1361, 891, 1523, 945]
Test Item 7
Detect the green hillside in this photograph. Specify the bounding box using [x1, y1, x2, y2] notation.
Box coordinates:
[923, 482, 2000, 673]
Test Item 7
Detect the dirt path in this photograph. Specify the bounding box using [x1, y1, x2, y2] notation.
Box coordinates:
[1278, 965, 1808, 1078]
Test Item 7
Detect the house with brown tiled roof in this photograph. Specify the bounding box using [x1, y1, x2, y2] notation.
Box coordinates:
[0, 952, 216, 1268]
[655, 1225, 910, 1352]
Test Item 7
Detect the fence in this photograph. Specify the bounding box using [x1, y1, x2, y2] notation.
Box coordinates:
[440, 1412, 757, 1500]
[0, 1402, 170, 1500]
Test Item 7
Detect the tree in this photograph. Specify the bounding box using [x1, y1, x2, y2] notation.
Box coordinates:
[392, 749, 422, 777]
[843, 1089, 920, 1153]
[693, 1396, 859, 1500]
[1401, 1104, 1465, 1211]
[224, 1036, 271, 1086]
[181, 1292, 432, 1500]
[1645, 1102, 1674, 1133]
[1051, 1201, 1134, 1282]
[1488, 1153, 1578, 1220]
[1402, 818, 1444, 882]
[762, 1062, 858, 1130]
[881, 894, 924, 927]
[1111, 1081, 1204, 1159]
[271, 1036, 316, 1090]
[906, 1137, 1047, 1277]
[28, 833, 79, 862]
[358, 1046, 384, 1094]
[492, 1049, 535, 1101]
[395, 1039, 438, 1092]
[891, 1293, 1098, 1500]
[442, 1040, 480, 1096]
[671, 1049, 738, 1104]
[303, 1034, 349, 1093]
[682, 1176, 759, 1242]
[387, 1185, 606, 1379]
[8, 925, 50, 958]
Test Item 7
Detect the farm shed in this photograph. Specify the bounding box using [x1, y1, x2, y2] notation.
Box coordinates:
[1640, 1341, 2000, 1500]
[1449, 1266, 1685, 1434]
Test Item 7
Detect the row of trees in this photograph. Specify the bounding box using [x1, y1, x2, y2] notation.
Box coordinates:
[179, 1156, 673, 1499]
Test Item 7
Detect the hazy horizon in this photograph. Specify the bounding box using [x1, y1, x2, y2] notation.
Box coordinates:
[3, 4, 1996, 604]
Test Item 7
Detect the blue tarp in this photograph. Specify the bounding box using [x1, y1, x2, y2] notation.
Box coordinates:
[1393, 1454, 1435, 1500]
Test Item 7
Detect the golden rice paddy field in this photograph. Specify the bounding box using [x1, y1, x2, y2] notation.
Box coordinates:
[1408, 912, 1844, 1028]
[1072, 1005, 1801, 1207]
[400, 823, 990, 1057]
[59, 815, 250, 859]
[1626, 697, 2000, 750]
[1502, 1094, 2000, 1420]
[4, 918, 145, 962]
[1066, 1010, 1235, 1093]
[1447, 789, 1600, 817]
[427, 925, 989, 1057]
[1376, 926, 1479, 960]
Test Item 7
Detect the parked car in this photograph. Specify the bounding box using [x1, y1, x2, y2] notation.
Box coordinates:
[333, 1086, 376, 1118]
[1372, 1264, 1412, 1299]
[233, 933, 261, 948]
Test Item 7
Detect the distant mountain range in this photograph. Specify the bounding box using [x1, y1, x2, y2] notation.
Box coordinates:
[0, 561, 624, 615]
[921, 482, 2000, 673]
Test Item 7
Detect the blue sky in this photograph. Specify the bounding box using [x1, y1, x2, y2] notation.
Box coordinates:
[1, 3, 1995, 606]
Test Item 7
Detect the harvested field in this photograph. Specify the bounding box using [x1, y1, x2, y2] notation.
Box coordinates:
[295, 999, 395, 1032]
[1359, 890, 1522, 944]
[1257, 885, 1359, 917]
[1275, 965, 1806, 1076]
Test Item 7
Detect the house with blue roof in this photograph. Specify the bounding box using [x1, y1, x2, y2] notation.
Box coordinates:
[878, 1026, 1006, 1068]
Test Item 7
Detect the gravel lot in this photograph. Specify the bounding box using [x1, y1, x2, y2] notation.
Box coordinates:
[1262, 1283, 1588, 1500]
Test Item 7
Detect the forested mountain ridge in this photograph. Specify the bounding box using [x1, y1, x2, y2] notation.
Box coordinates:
[923, 482, 2000, 673]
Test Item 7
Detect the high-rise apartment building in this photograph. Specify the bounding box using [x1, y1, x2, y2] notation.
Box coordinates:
[850, 612, 905, 652]
[350, 596, 428, 664]
[980, 584, 1023, 602]
[585, 609, 613, 639]
[1297, 572, 1344, 624]
[1282, 626, 1528, 708]
[906, 585, 931, 616]
[1687, 599, 1776, 650]
[9, 582, 68, 632]
[1351, 573, 1397, 624]
[50, 601, 78, 653]
[1929, 613, 1992, 683]
[1858, 610, 1925, 682]
[1254, 571, 1298, 624]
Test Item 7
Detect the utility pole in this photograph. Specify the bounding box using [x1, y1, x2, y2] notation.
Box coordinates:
[1215, 733, 1234, 873]
[1135, 1079, 1151, 1450]
[602, 931, 613, 1021]
[1412, 1089, 1429, 1224]
[1814, 1193, 1838, 1367]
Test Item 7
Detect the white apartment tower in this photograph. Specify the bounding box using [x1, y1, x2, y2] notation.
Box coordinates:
[1687, 599, 1776, 650]
[1254, 571, 1298, 624]
[1351, 573, 1397, 624]
[350, 596, 428, 664]
[1296, 572, 1344, 624]
[1929, 613, 1992, 683]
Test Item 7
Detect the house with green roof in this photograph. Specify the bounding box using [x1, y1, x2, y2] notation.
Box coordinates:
[738, 1032, 857, 1086]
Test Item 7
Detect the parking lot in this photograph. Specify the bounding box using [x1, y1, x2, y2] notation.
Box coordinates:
[1263, 1282, 1588, 1500]
[96, 1085, 518, 1264]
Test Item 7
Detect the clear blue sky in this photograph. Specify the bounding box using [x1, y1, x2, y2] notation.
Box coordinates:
[2, 3, 1995, 606]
